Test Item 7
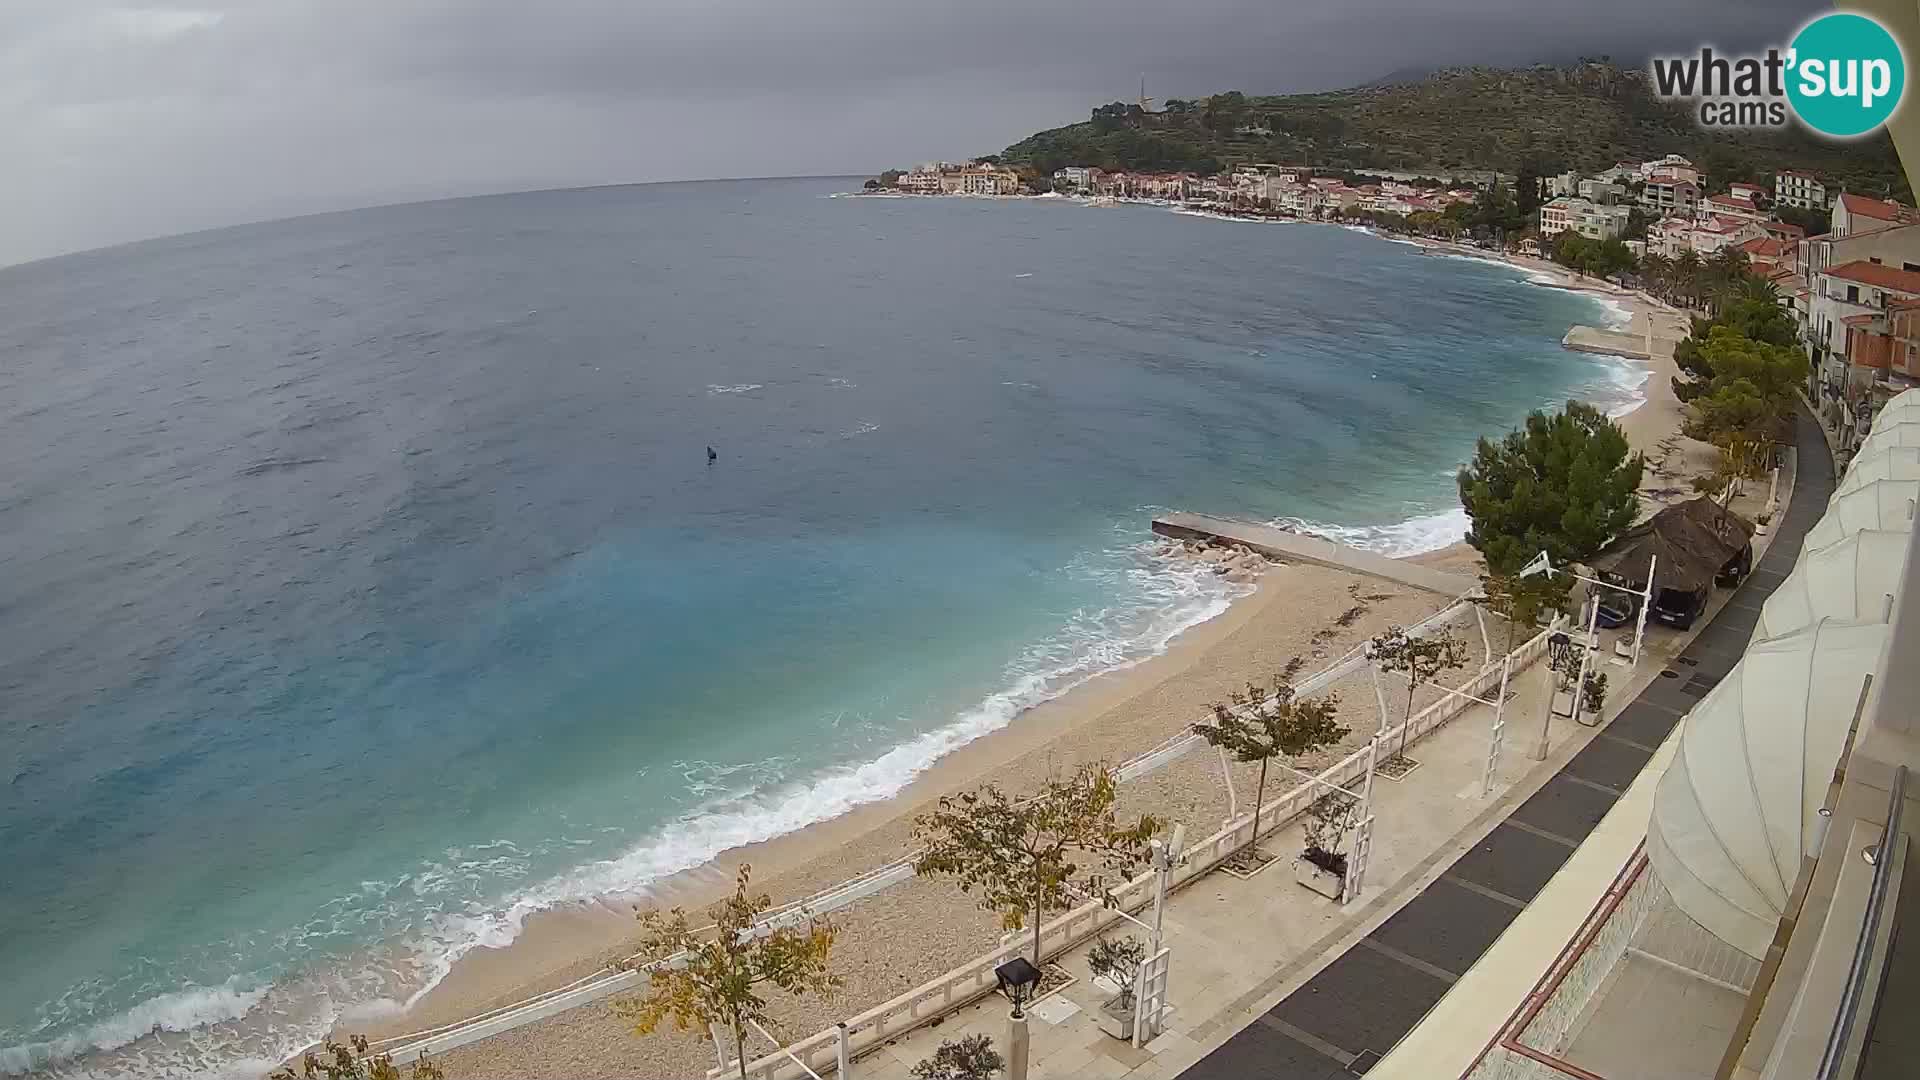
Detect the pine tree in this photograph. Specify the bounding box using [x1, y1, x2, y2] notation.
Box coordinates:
[1457, 401, 1644, 574]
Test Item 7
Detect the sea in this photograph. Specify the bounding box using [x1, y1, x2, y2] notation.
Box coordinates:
[0, 178, 1643, 1077]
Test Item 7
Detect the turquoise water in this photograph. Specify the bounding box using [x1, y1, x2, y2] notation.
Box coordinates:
[0, 180, 1639, 1076]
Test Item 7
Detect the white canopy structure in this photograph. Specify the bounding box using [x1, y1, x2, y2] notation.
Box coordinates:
[1837, 446, 1920, 496]
[1869, 388, 1920, 425]
[1851, 420, 1920, 463]
[1802, 478, 1918, 550]
[1755, 530, 1909, 641]
[1648, 619, 1890, 959]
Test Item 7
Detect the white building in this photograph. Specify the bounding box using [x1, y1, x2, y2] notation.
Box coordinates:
[1832, 191, 1915, 238]
[1701, 192, 1767, 223]
[1052, 167, 1103, 191]
[1775, 169, 1829, 210]
[1540, 196, 1630, 240]
[1651, 214, 1765, 258]
[1578, 178, 1628, 205]
[1809, 259, 1920, 393]
[897, 170, 944, 194]
[1641, 176, 1701, 217]
[1637, 154, 1700, 183]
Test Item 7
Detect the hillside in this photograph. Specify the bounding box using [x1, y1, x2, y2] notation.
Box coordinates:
[999, 62, 1909, 199]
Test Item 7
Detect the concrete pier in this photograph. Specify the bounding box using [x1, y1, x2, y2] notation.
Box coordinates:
[1151, 511, 1477, 597]
[1563, 323, 1681, 362]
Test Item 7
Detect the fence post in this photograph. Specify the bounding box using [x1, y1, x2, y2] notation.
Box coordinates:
[836, 1022, 850, 1079]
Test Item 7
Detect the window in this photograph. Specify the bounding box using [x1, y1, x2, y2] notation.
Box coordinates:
[1872, 257, 1884, 264]
[1849, 285, 1861, 303]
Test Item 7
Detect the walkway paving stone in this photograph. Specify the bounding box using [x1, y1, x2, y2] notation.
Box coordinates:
[1176, 406, 1834, 1077]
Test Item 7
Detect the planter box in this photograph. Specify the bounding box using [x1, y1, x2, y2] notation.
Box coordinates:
[1293, 858, 1344, 900]
[1095, 996, 1138, 1040]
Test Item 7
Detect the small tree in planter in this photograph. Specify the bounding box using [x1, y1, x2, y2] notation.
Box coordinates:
[913, 763, 1159, 971]
[1297, 791, 1360, 899]
[1086, 936, 1150, 1039]
[615, 865, 839, 1080]
[1191, 659, 1345, 872]
[1369, 626, 1470, 773]
[912, 1034, 1003, 1080]
[1581, 670, 1610, 720]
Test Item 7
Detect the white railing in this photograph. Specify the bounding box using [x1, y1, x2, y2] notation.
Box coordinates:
[359, 594, 1511, 1071]
[719, 625, 1555, 1080]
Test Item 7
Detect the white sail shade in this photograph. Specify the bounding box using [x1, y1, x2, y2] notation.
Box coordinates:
[1869, 389, 1920, 430]
[1649, 620, 1890, 959]
[1852, 421, 1920, 464]
[1803, 479, 1918, 550]
[1755, 530, 1909, 641]
[1838, 446, 1920, 497]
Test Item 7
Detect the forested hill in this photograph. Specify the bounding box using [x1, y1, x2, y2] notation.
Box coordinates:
[999, 62, 1910, 199]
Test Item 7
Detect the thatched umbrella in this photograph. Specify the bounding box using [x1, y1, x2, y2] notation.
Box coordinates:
[1590, 496, 1755, 596]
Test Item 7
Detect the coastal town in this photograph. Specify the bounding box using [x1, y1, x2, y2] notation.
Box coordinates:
[866, 151, 1920, 452]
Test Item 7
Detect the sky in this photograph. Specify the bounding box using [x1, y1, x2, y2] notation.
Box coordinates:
[2, 0, 1827, 266]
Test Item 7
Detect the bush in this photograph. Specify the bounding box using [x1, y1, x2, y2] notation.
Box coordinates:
[912, 1034, 1004, 1080]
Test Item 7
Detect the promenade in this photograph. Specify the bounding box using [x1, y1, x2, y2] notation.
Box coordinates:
[849, 408, 1829, 1080]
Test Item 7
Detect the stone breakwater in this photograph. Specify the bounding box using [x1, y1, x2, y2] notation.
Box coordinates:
[1156, 535, 1277, 585]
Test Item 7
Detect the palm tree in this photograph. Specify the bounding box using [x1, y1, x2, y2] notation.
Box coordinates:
[1674, 250, 1703, 310]
[1639, 252, 1673, 301]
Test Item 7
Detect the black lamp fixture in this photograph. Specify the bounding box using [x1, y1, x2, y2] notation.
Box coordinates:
[1547, 630, 1574, 672]
[994, 957, 1042, 1018]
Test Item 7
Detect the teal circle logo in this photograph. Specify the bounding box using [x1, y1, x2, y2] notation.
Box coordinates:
[1787, 13, 1906, 137]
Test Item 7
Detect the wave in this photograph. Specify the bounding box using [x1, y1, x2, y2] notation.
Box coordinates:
[1, 979, 269, 1076]
[456, 538, 1241, 912]
[1587, 353, 1653, 419]
[706, 383, 763, 395]
[9, 543, 1243, 1079]
[1591, 294, 1635, 331]
[1273, 506, 1471, 557]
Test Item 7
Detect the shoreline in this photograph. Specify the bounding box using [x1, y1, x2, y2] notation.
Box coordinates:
[38, 207, 1693, 1079]
[372, 251, 1698, 1077]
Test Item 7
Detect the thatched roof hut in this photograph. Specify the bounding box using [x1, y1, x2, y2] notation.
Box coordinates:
[1591, 496, 1756, 595]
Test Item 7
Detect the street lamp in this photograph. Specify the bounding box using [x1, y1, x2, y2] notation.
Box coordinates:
[995, 956, 1042, 1080]
[1518, 550, 1653, 672]
[994, 957, 1041, 1019]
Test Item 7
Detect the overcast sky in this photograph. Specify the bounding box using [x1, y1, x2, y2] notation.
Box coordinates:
[2, 0, 1825, 266]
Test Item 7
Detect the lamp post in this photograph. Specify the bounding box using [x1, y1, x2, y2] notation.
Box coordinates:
[995, 957, 1041, 1080]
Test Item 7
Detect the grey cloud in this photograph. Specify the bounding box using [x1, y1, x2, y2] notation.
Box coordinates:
[3, 0, 1827, 266]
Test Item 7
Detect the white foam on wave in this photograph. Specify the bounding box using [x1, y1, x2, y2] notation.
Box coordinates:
[1274, 507, 1471, 557]
[1589, 353, 1653, 418]
[1, 978, 269, 1076]
[707, 383, 763, 395]
[21, 543, 1247, 1078]
[1592, 294, 1635, 330]
[455, 540, 1244, 917]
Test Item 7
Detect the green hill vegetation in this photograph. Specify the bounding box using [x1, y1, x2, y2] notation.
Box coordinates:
[998, 61, 1909, 199]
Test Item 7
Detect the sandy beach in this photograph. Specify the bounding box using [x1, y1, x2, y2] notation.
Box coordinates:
[367, 237, 1708, 1080]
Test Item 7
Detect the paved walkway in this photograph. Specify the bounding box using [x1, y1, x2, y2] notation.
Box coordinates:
[1172, 405, 1834, 1079]
[1151, 512, 1476, 597]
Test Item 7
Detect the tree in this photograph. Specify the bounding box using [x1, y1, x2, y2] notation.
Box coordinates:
[913, 1035, 1004, 1080]
[913, 764, 1159, 967]
[273, 1039, 446, 1080]
[1457, 401, 1645, 574]
[1369, 626, 1469, 763]
[615, 865, 839, 1080]
[1190, 659, 1346, 862]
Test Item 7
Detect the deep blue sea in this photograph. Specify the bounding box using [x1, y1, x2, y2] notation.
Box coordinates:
[0, 179, 1641, 1077]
